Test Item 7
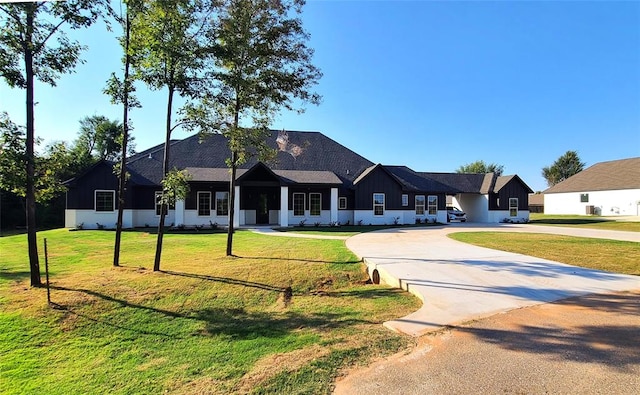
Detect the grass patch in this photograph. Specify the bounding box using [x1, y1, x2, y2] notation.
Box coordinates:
[449, 232, 640, 275]
[0, 229, 420, 394]
[529, 214, 640, 232]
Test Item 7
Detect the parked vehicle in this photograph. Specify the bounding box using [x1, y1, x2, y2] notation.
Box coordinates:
[446, 206, 467, 222]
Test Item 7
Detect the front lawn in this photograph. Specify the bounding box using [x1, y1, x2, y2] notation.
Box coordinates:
[529, 214, 640, 232]
[0, 230, 420, 394]
[449, 232, 640, 275]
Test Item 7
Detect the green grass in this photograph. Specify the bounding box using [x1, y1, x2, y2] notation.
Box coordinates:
[529, 213, 640, 232]
[0, 229, 420, 394]
[449, 232, 640, 275]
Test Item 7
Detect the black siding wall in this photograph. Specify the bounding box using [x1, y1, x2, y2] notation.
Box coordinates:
[66, 162, 133, 209]
[493, 179, 530, 210]
[354, 167, 403, 209]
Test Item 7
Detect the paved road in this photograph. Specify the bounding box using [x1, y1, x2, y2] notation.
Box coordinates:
[346, 223, 640, 336]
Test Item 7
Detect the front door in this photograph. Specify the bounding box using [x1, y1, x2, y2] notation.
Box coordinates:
[257, 193, 269, 224]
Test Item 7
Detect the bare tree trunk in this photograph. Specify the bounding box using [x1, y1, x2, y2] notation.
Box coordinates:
[153, 84, 174, 271]
[226, 151, 237, 256]
[25, 5, 41, 287]
[113, 9, 132, 267]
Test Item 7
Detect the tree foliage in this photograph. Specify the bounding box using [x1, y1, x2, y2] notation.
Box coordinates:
[74, 115, 133, 162]
[0, 0, 107, 286]
[129, 0, 217, 271]
[542, 150, 586, 187]
[456, 160, 504, 176]
[202, 0, 322, 256]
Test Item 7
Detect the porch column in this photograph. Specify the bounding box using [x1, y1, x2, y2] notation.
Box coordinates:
[330, 187, 338, 224]
[175, 199, 185, 226]
[280, 186, 289, 227]
[233, 185, 240, 228]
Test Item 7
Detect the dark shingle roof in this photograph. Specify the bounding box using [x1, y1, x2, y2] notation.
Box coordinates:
[544, 157, 640, 194]
[383, 166, 453, 193]
[417, 172, 492, 193]
[126, 131, 374, 186]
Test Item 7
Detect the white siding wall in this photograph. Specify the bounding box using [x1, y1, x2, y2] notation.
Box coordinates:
[65, 209, 136, 229]
[183, 210, 229, 227]
[354, 210, 442, 225]
[288, 210, 331, 226]
[338, 210, 353, 225]
[545, 189, 640, 216]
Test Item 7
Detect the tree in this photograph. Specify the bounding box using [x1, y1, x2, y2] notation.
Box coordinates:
[0, 1, 106, 287]
[105, 0, 142, 268]
[74, 115, 133, 162]
[542, 150, 586, 187]
[203, 0, 322, 256]
[456, 160, 504, 176]
[130, 0, 217, 271]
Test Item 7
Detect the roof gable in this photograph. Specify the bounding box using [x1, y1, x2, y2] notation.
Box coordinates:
[494, 174, 534, 194]
[544, 157, 640, 194]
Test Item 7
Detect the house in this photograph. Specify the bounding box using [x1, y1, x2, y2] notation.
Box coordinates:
[64, 130, 533, 229]
[543, 157, 640, 216]
[528, 193, 544, 213]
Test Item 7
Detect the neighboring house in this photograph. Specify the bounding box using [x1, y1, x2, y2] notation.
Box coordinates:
[528, 193, 544, 213]
[544, 157, 640, 216]
[64, 130, 533, 228]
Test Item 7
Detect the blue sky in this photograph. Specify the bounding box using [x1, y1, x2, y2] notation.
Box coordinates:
[1, 0, 639, 192]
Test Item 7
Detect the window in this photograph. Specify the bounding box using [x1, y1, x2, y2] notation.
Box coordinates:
[216, 191, 229, 216]
[293, 193, 305, 216]
[198, 192, 211, 216]
[339, 197, 347, 210]
[509, 198, 518, 217]
[402, 194, 408, 207]
[373, 193, 385, 216]
[415, 195, 425, 215]
[310, 193, 321, 216]
[427, 195, 437, 215]
[155, 192, 168, 216]
[95, 190, 115, 212]
[580, 193, 589, 203]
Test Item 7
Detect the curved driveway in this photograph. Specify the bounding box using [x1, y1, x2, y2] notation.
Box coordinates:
[346, 223, 640, 336]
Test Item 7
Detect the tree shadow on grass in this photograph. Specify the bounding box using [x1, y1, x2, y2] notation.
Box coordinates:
[48, 284, 371, 340]
[162, 270, 288, 292]
[0, 270, 31, 282]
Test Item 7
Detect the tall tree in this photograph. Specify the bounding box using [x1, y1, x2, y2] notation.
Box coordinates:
[74, 115, 133, 161]
[456, 160, 504, 176]
[130, 0, 216, 271]
[203, 0, 321, 256]
[542, 150, 586, 187]
[104, 0, 141, 267]
[0, 1, 106, 286]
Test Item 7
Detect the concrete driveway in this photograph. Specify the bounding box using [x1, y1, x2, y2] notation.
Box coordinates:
[346, 223, 640, 336]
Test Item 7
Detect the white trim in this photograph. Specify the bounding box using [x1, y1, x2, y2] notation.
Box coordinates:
[509, 197, 518, 217]
[215, 191, 229, 216]
[373, 193, 385, 216]
[280, 186, 289, 227]
[197, 191, 212, 216]
[94, 190, 115, 212]
[415, 195, 425, 215]
[427, 195, 437, 216]
[330, 188, 339, 224]
[309, 192, 321, 216]
[293, 192, 305, 216]
[338, 196, 347, 210]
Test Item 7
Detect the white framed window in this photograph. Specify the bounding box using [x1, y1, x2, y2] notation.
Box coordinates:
[198, 191, 211, 216]
[427, 195, 437, 216]
[216, 191, 229, 216]
[310, 193, 321, 216]
[293, 193, 305, 216]
[415, 195, 425, 215]
[95, 190, 115, 212]
[402, 194, 408, 207]
[338, 197, 347, 210]
[373, 193, 385, 216]
[155, 191, 168, 216]
[509, 198, 518, 217]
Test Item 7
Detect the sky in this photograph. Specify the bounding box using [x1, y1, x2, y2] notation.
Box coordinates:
[1, 0, 639, 192]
